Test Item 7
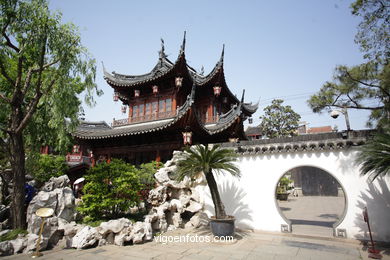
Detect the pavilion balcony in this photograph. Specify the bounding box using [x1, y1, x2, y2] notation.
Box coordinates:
[112, 111, 177, 127]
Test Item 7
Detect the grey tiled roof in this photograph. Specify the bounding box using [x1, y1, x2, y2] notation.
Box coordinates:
[221, 130, 374, 154]
[103, 42, 226, 89]
[103, 57, 175, 87]
[74, 119, 173, 139]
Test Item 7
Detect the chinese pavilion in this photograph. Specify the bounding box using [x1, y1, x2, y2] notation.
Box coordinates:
[72, 34, 258, 164]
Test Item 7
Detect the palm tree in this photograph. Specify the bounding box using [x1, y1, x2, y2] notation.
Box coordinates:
[356, 129, 390, 181]
[175, 144, 240, 219]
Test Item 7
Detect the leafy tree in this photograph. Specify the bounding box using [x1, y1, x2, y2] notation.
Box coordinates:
[308, 63, 389, 128]
[351, 0, 389, 61]
[0, 0, 100, 228]
[308, 0, 389, 128]
[259, 99, 301, 139]
[175, 145, 240, 219]
[25, 153, 68, 183]
[77, 159, 143, 222]
[356, 128, 390, 181]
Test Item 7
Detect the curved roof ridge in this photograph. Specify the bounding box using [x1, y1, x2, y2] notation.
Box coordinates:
[103, 36, 189, 88]
[194, 103, 243, 135]
[189, 45, 225, 86]
[242, 101, 259, 114]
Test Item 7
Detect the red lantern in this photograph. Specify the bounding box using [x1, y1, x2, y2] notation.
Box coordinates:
[121, 105, 127, 114]
[72, 145, 80, 153]
[182, 131, 192, 145]
[113, 92, 119, 102]
[213, 86, 222, 97]
[134, 89, 140, 97]
[175, 77, 183, 87]
[152, 85, 158, 94]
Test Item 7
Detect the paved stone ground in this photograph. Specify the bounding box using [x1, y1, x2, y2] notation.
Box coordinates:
[3, 228, 390, 260]
[277, 196, 345, 237]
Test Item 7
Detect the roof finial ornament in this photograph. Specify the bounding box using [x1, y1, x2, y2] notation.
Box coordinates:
[161, 38, 165, 52]
[241, 89, 245, 103]
[159, 38, 166, 61]
[220, 44, 225, 64]
[180, 31, 186, 54]
[101, 61, 106, 73]
[200, 66, 204, 76]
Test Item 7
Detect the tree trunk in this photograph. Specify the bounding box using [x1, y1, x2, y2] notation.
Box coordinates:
[205, 171, 227, 219]
[9, 107, 27, 229]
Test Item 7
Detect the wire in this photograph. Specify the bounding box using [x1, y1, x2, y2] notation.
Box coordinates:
[259, 92, 317, 104]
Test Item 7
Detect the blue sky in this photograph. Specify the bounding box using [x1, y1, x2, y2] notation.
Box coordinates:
[49, 0, 370, 131]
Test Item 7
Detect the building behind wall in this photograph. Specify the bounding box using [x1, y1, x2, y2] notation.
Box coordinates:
[289, 166, 341, 196]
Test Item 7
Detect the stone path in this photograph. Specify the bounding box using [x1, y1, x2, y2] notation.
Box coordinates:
[277, 196, 345, 237]
[4, 228, 390, 260]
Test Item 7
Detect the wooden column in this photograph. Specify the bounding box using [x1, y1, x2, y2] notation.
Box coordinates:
[156, 150, 161, 162]
[172, 97, 177, 112]
[129, 105, 133, 120]
[208, 101, 213, 122]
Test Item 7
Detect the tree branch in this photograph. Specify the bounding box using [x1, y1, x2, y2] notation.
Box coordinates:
[21, 59, 59, 96]
[331, 94, 342, 106]
[331, 103, 384, 110]
[21, 68, 33, 96]
[15, 91, 41, 134]
[345, 70, 390, 96]
[11, 57, 23, 105]
[0, 93, 11, 104]
[0, 57, 15, 86]
[32, 59, 60, 73]
[15, 29, 49, 134]
[347, 93, 360, 107]
[2, 32, 20, 53]
[15, 79, 55, 134]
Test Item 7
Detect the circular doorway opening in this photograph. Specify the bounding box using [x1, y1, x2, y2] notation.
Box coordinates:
[276, 166, 346, 238]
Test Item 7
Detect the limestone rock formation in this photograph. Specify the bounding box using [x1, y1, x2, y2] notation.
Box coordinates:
[41, 175, 70, 192]
[71, 226, 99, 249]
[0, 240, 13, 256]
[98, 218, 132, 236]
[25, 175, 76, 252]
[145, 150, 208, 234]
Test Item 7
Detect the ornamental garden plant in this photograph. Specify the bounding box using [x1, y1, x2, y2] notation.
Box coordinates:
[77, 159, 160, 223]
[175, 145, 240, 236]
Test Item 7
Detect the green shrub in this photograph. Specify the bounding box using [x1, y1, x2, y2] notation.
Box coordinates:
[26, 153, 68, 183]
[138, 161, 162, 186]
[0, 229, 28, 242]
[277, 177, 293, 193]
[77, 159, 144, 221]
[137, 161, 162, 202]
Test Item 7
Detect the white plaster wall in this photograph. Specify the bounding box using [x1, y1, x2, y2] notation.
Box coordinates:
[201, 148, 390, 242]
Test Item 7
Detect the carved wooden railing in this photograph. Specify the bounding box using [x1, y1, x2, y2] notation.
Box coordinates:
[112, 111, 176, 127]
